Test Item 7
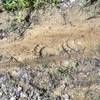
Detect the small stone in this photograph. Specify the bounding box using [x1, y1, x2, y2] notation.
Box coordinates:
[16, 91, 20, 98]
[63, 94, 70, 100]
[0, 91, 3, 97]
[20, 92, 27, 98]
[19, 97, 28, 100]
[17, 86, 23, 92]
[11, 70, 18, 77]
[1, 96, 9, 100]
[56, 96, 62, 100]
[10, 96, 16, 100]
[1, 84, 7, 94]
[62, 60, 70, 67]
[0, 74, 8, 84]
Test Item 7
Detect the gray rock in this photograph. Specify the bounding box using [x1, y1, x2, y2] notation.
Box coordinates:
[17, 86, 23, 92]
[0, 91, 3, 97]
[1, 84, 8, 95]
[63, 94, 71, 100]
[0, 74, 8, 84]
[56, 96, 62, 100]
[20, 92, 27, 98]
[10, 96, 16, 100]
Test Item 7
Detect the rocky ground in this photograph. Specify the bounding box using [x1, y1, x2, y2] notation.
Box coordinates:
[0, 0, 100, 100]
[0, 54, 100, 100]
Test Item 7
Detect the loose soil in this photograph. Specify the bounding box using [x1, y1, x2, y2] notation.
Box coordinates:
[0, 6, 100, 100]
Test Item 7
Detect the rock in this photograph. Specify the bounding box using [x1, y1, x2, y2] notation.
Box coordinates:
[20, 92, 27, 98]
[1, 84, 7, 95]
[17, 86, 23, 92]
[0, 9, 3, 13]
[0, 29, 8, 39]
[63, 94, 71, 100]
[0, 74, 8, 84]
[56, 96, 62, 100]
[0, 57, 100, 100]
[10, 96, 16, 100]
[1, 96, 9, 100]
[0, 91, 3, 97]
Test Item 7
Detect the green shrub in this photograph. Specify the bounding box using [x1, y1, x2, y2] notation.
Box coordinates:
[2, 0, 29, 11]
[2, 0, 59, 11]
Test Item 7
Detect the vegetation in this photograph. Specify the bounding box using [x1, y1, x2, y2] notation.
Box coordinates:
[57, 67, 67, 76]
[2, 0, 60, 11]
[2, 0, 29, 11]
[1, 0, 60, 22]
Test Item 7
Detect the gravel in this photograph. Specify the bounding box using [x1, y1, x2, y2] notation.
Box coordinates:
[0, 57, 100, 100]
[0, 63, 71, 100]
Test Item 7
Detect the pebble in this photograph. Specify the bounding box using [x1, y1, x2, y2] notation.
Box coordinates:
[1, 84, 7, 94]
[56, 96, 62, 100]
[0, 91, 3, 97]
[17, 86, 23, 92]
[0, 56, 100, 100]
[20, 92, 27, 98]
[10, 96, 16, 100]
[63, 94, 70, 100]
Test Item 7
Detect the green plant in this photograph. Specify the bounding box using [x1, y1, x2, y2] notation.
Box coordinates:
[42, 63, 49, 68]
[56, 67, 73, 81]
[3, 0, 17, 10]
[51, 0, 59, 6]
[57, 67, 66, 76]
[2, 0, 59, 23]
[2, 0, 29, 11]
[2, 0, 59, 11]
[18, 0, 29, 9]
[15, 12, 24, 22]
[32, 0, 47, 9]
[30, 0, 59, 9]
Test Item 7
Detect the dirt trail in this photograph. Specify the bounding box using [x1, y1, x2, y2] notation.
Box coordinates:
[0, 13, 100, 67]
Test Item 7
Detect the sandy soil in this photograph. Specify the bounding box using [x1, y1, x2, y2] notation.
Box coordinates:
[0, 17, 100, 61]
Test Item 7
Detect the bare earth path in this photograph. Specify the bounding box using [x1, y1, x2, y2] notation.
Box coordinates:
[0, 18, 100, 63]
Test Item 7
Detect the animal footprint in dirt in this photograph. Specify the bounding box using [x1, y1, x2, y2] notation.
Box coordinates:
[62, 39, 85, 54]
[61, 40, 75, 55]
[34, 44, 59, 58]
[34, 44, 46, 58]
